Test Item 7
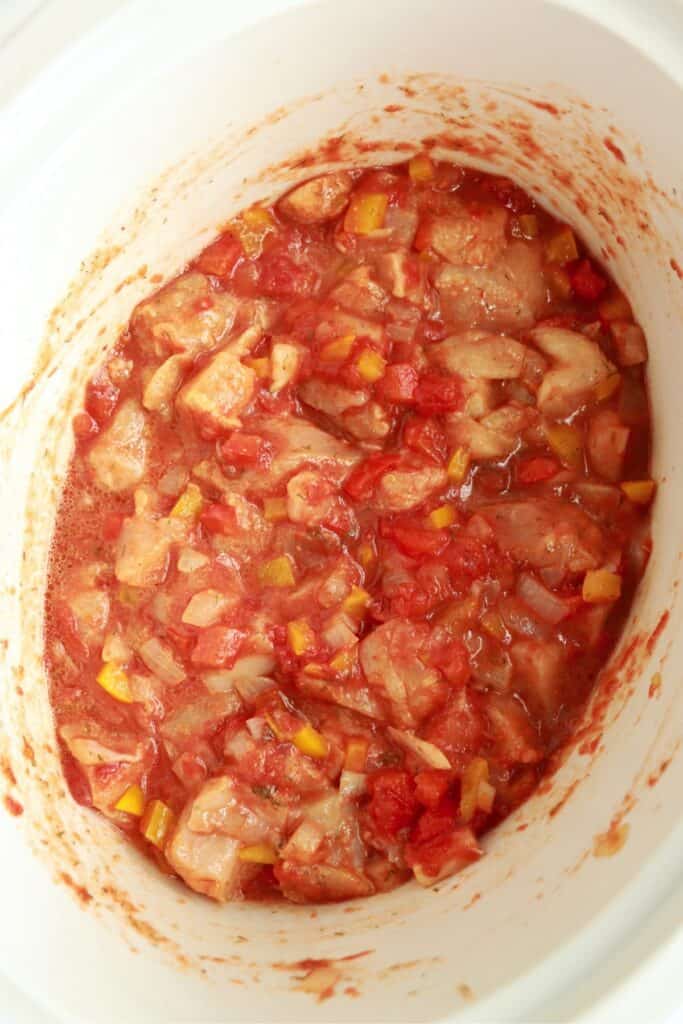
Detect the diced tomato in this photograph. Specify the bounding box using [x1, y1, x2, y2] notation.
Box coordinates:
[85, 376, 119, 425]
[405, 805, 480, 879]
[378, 363, 418, 403]
[191, 626, 245, 668]
[569, 259, 607, 302]
[72, 411, 98, 440]
[415, 771, 453, 810]
[259, 253, 318, 298]
[380, 517, 450, 558]
[194, 234, 242, 277]
[367, 769, 419, 838]
[403, 417, 448, 464]
[414, 372, 463, 415]
[444, 536, 495, 584]
[200, 503, 238, 535]
[344, 453, 402, 501]
[428, 635, 471, 687]
[102, 513, 125, 541]
[219, 432, 273, 468]
[516, 456, 561, 485]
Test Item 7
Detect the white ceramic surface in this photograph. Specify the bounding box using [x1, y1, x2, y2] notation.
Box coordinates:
[0, 2, 682, 1022]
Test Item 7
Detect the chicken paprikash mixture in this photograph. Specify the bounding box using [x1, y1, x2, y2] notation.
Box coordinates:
[45, 156, 654, 904]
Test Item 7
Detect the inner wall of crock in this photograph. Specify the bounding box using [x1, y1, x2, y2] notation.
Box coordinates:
[2, 2, 683, 1021]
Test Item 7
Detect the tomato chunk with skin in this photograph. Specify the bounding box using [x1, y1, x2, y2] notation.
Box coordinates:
[45, 154, 652, 908]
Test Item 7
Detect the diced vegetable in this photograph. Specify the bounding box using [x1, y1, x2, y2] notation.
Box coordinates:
[239, 843, 278, 864]
[599, 292, 632, 321]
[516, 572, 572, 625]
[545, 264, 572, 299]
[344, 737, 369, 772]
[356, 349, 387, 383]
[287, 619, 316, 656]
[429, 504, 456, 529]
[408, 153, 435, 182]
[115, 784, 145, 816]
[609, 321, 647, 366]
[460, 757, 490, 823]
[582, 569, 622, 603]
[138, 637, 186, 685]
[545, 422, 583, 470]
[329, 645, 358, 674]
[140, 799, 175, 848]
[176, 547, 210, 573]
[358, 542, 375, 569]
[293, 724, 329, 759]
[387, 727, 451, 769]
[594, 372, 622, 402]
[235, 205, 275, 257]
[344, 192, 389, 235]
[262, 496, 288, 521]
[620, 480, 656, 505]
[447, 447, 471, 483]
[181, 589, 232, 628]
[343, 585, 370, 617]
[96, 662, 133, 703]
[545, 226, 578, 264]
[517, 214, 539, 239]
[320, 334, 356, 362]
[258, 556, 296, 588]
[339, 770, 367, 798]
[570, 259, 607, 302]
[244, 357, 271, 379]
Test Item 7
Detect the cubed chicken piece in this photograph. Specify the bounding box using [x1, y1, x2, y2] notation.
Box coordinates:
[460, 377, 498, 418]
[131, 272, 239, 358]
[287, 470, 339, 527]
[531, 327, 616, 417]
[511, 639, 566, 714]
[59, 722, 146, 813]
[359, 620, 448, 728]
[275, 862, 374, 903]
[586, 409, 630, 482]
[142, 354, 190, 416]
[166, 773, 288, 901]
[373, 462, 447, 513]
[329, 265, 389, 320]
[238, 416, 362, 493]
[115, 515, 180, 587]
[484, 693, 543, 765]
[208, 492, 273, 562]
[408, 825, 482, 886]
[478, 499, 605, 576]
[278, 171, 354, 224]
[298, 672, 387, 721]
[299, 378, 368, 418]
[342, 401, 392, 444]
[87, 399, 149, 492]
[270, 339, 304, 393]
[375, 249, 425, 304]
[430, 330, 528, 379]
[447, 403, 537, 460]
[314, 310, 384, 346]
[418, 204, 508, 266]
[609, 321, 647, 367]
[160, 692, 244, 760]
[435, 241, 545, 331]
[177, 349, 255, 431]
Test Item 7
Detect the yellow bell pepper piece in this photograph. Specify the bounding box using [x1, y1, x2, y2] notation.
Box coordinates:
[356, 349, 386, 383]
[96, 662, 133, 703]
[329, 645, 358, 675]
[429, 504, 456, 530]
[258, 555, 295, 588]
[481, 610, 508, 644]
[170, 482, 204, 520]
[140, 799, 175, 848]
[287, 619, 316, 656]
[320, 334, 356, 362]
[302, 662, 327, 678]
[244, 357, 271, 380]
[115, 784, 145, 817]
[460, 757, 489, 824]
[239, 843, 278, 865]
[343, 585, 370, 617]
[293, 724, 329, 760]
[447, 447, 470, 483]
[408, 153, 435, 183]
[344, 192, 388, 235]
[582, 569, 622, 603]
[243, 206, 274, 229]
[357, 542, 375, 569]
[262, 496, 288, 522]
[545, 225, 579, 264]
[545, 422, 583, 470]
[620, 480, 656, 505]
[594, 372, 622, 403]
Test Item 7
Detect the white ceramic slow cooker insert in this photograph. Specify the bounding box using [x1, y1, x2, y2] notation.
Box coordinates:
[1, 2, 682, 1021]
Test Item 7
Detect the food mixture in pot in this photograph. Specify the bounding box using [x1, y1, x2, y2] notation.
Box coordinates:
[44, 156, 654, 904]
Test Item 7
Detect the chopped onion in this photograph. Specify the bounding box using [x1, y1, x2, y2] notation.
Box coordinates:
[177, 547, 210, 574]
[339, 770, 367, 799]
[158, 464, 189, 496]
[101, 632, 131, 665]
[137, 637, 186, 685]
[224, 728, 256, 760]
[387, 727, 451, 769]
[303, 793, 343, 832]
[234, 675, 277, 703]
[470, 637, 513, 692]
[181, 589, 232, 627]
[282, 820, 324, 861]
[321, 612, 358, 651]
[246, 716, 266, 740]
[516, 572, 571, 625]
[203, 655, 276, 699]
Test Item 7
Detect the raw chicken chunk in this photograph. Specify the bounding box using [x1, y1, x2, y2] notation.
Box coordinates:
[87, 399, 149, 492]
[132, 272, 239, 358]
[278, 171, 354, 224]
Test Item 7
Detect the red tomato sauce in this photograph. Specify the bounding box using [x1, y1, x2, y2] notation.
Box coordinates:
[44, 156, 653, 904]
